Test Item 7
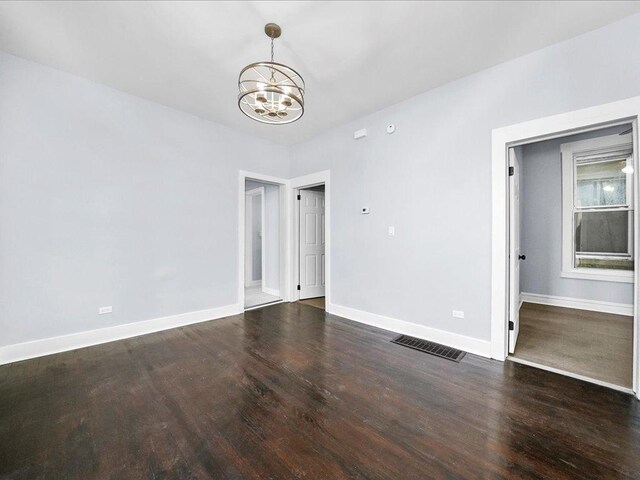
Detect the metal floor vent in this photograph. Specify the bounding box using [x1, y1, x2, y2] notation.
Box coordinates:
[391, 335, 466, 362]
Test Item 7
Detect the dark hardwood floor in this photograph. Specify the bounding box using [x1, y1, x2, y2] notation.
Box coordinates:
[1, 303, 639, 480]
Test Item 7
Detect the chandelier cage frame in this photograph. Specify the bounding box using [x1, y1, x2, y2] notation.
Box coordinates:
[238, 23, 306, 125]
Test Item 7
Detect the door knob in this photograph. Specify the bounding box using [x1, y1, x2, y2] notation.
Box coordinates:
[518, 254, 526, 260]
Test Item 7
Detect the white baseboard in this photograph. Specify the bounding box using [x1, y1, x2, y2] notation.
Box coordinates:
[326, 303, 491, 358]
[0, 303, 243, 366]
[521, 292, 633, 316]
[262, 287, 281, 297]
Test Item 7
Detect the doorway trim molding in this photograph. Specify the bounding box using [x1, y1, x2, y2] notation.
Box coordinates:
[289, 170, 331, 306]
[491, 96, 640, 399]
[238, 171, 291, 309]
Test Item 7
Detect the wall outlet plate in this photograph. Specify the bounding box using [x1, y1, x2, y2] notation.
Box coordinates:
[98, 306, 113, 315]
[452, 310, 464, 319]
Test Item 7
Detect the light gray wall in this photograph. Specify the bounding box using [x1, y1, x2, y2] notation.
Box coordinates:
[245, 181, 265, 190]
[4, 12, 640, 349]
[0, 51, 288, 347]
[289, 13, 640, 341]
[245, 180, 280, 291]
[520, 126, 634, 305]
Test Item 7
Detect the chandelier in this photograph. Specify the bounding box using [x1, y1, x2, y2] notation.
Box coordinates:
[238, 23, 305, 124]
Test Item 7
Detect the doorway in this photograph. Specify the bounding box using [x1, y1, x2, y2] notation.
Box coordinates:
[290, 170, 331, 311]
[491, 98, 640, 399]
[507, 124, 635, 391]
[241, 175, 286, 310]
[297, 185, 326, 310]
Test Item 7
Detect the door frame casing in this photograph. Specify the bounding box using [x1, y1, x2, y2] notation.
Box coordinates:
[290, 171, 331, 305]
[297, 188, 326, 300]
[238, 171, 291, 309]
[491, 96, 640, 399]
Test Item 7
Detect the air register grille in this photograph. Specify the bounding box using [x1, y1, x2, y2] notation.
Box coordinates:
[391, 335, 466, 362]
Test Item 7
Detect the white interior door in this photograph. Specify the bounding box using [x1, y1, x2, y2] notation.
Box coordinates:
[299, 189, 325, 299]
[509, 147, 521, 353]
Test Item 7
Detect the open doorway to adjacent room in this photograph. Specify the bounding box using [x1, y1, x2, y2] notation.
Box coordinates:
[507, 122, 636, 391]
[243, 178, 283, 309]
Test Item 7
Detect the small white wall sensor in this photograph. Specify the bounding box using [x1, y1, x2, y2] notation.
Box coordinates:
[386, 124, 396, 134]
[354, 128, 367, 140]
[361, 207, 370, 214]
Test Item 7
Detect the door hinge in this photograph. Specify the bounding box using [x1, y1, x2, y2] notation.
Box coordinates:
[508, 166, 514, 176]
[297, 194, 301, 200]
[297, 285, 301, 290]
[508, 321, 514, 331]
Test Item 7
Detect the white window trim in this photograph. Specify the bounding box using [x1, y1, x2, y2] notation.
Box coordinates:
[561, 133, 634, 283]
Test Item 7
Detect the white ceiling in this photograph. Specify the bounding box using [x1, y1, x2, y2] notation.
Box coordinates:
[1, 1, 639, 145]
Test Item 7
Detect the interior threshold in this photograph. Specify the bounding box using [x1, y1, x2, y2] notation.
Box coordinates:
[507, 356, 634, 395]
[244, 299, 284, 312]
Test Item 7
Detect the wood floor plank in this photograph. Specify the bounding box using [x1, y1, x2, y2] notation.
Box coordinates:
[298, 297, 326, 310]
[1, 302, 639, 479]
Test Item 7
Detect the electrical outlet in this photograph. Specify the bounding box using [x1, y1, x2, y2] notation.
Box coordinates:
[98, 306, 113, 315]
[388, 226, 395, 236]
[452, 310, 464, 319]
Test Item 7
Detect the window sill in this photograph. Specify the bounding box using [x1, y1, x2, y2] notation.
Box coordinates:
[560, 269, 634, 283]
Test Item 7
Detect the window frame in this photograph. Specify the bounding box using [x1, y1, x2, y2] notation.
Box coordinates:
[561, 133, 634, 283]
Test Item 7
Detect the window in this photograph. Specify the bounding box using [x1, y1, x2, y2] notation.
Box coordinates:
[561, 133, 634, 282]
